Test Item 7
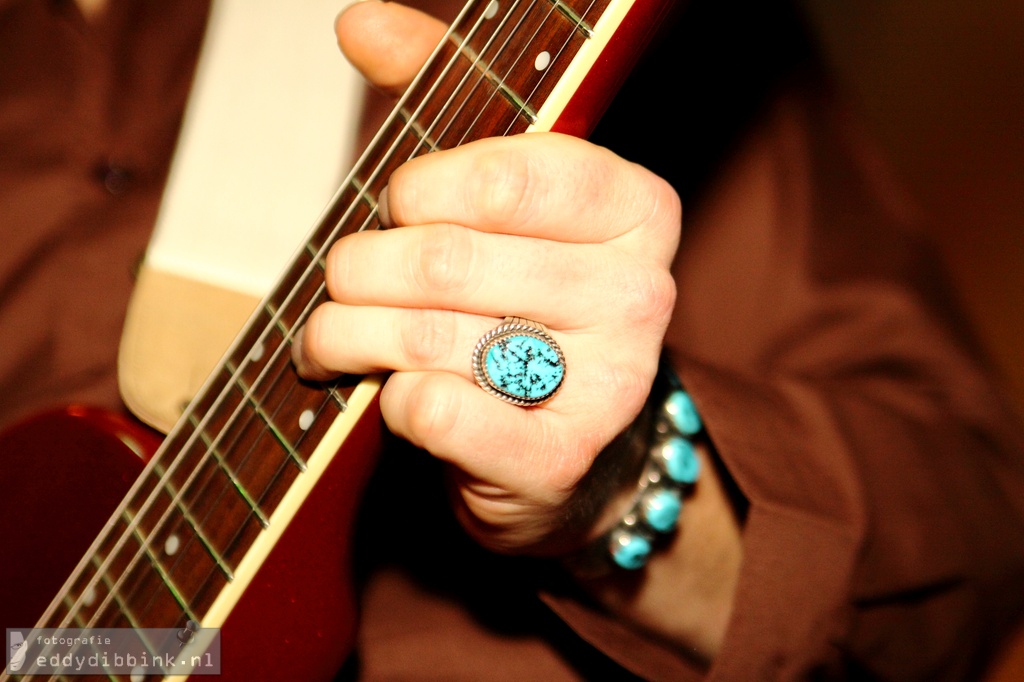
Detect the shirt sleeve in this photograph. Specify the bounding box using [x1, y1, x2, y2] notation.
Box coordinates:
[544, 87, 1024, 681]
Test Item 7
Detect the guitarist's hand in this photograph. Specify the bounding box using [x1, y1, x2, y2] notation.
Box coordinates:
[295, 1, 680, 556]
[295, 1, 741, 661]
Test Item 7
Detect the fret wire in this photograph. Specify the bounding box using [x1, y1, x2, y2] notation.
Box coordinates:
[425, 0, 548, 150]
[53, 343, 284, 631]
[172, 0, 528, 514]
[82, 554, 142, 629]
[471, 0, 606, 145]
[64, 142, 377, 630]
[240, 376, 308, 473]
[327, 384, 349, 411]
[76, 279, 327, 625]
[115, 333, 327, 626]
[108, 205, 370, 622]
[447, 31, 539, 124]
[458, 0, 583, 145]
[119, 258, 363, 633]
[335, 2, 510, 238]
[140, 0, 507, 503]
[504, 0, 602, 137]
[544, 0, 594, 37]
[396, 107, 441, 151]
[150, 444, 246, 577]
[118, 510, 199, 623]
[60, 595, 91, 627]
[67, 0, 507, 626]
[119, 349, 310, 625]
[186, 412, 273, 526]
[71, 555, 168, 658]
[81, 548, 159, 635]
[195, 0, 516, 448]
[80, 270, 341, 631]
[120, 335, 318, 614]
[266, 305, 309, 464]
[427, 0, 602, 157]
[75, 396, 263, 631]
[358, 0, 548, 236]
[304, 242, 327, 272]
[434, 0, 559, 149]
[181, 351, 314, 558]
[194, 367, 332, 579]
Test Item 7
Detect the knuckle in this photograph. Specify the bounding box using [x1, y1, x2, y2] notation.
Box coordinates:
[646, 266, 679, 325]
[653, 173, 683, 224]
[536, 425, 596, 495]
[602, 363, 652, 418]
[617, 263, 677, 329]
[399, 309, 457, 368]
[645, 172, 683, 251]
[472, 147, 536, 228]
[410, 224, 477, 295]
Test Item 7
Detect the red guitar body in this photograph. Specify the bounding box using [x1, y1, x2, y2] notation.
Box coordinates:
[0, 403, 383, 680]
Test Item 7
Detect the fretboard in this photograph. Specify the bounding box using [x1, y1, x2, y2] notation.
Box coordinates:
[31, 0, 671, 647]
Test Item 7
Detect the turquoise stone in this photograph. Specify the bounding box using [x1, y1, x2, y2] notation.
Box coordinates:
[484, 334, 564, 401]
[665, 389, 702, 435]
[643, 489, 682, 533]
[610, 531, 651, 570]
[660, 435, 700, 484]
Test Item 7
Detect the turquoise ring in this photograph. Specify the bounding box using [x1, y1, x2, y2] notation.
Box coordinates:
[472, 317, 566, 406]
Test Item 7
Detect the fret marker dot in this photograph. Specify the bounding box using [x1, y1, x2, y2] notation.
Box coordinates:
[131, 666, 145, 682]
[251, 342, 265, 362]
[165, 534, 181, 556]
[299, 409, 315, 431]
[534, 51, 551, 71]
[484, 1, 498, 19]
[82, 586, 97, 607]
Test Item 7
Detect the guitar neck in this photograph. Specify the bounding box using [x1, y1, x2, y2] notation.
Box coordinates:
[27, 0, 674, 651]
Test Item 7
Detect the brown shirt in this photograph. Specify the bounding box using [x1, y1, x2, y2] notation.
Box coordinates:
[0, 0, 209, 426]
[1, 1, 1023, 680]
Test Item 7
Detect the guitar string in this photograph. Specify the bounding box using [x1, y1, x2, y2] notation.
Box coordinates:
[118, 0, 565, 622]
[32, 0, 606, 669]
[416, 0, 562, 162]
[49, 0, 533, 637]
[43, 0, 607, 656]
[39, 0, 493, 636]
[107, 0, 600, 637]
[175, 0, 603, 619]
[120, 0, 564, 627]
[501, 0, 597, 137]
[112, 0, 552, 629]
[49, 0, 598, 638]
[455, 0, 593, 145]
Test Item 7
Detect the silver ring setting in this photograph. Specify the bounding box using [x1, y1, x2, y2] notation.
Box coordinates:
[472, 317, 566, 406]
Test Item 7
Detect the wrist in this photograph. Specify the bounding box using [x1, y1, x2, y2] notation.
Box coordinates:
[563, 359, 704, 577]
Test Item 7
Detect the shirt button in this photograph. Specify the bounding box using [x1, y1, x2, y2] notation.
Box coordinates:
[95, 162, 134, 196]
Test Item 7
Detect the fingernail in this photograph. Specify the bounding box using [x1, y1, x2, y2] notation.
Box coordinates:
[377, 185, 392, 228]
[291, 326, 307, 372]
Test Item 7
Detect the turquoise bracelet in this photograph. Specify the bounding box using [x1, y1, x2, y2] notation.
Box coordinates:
[606, 366, 703, 570]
